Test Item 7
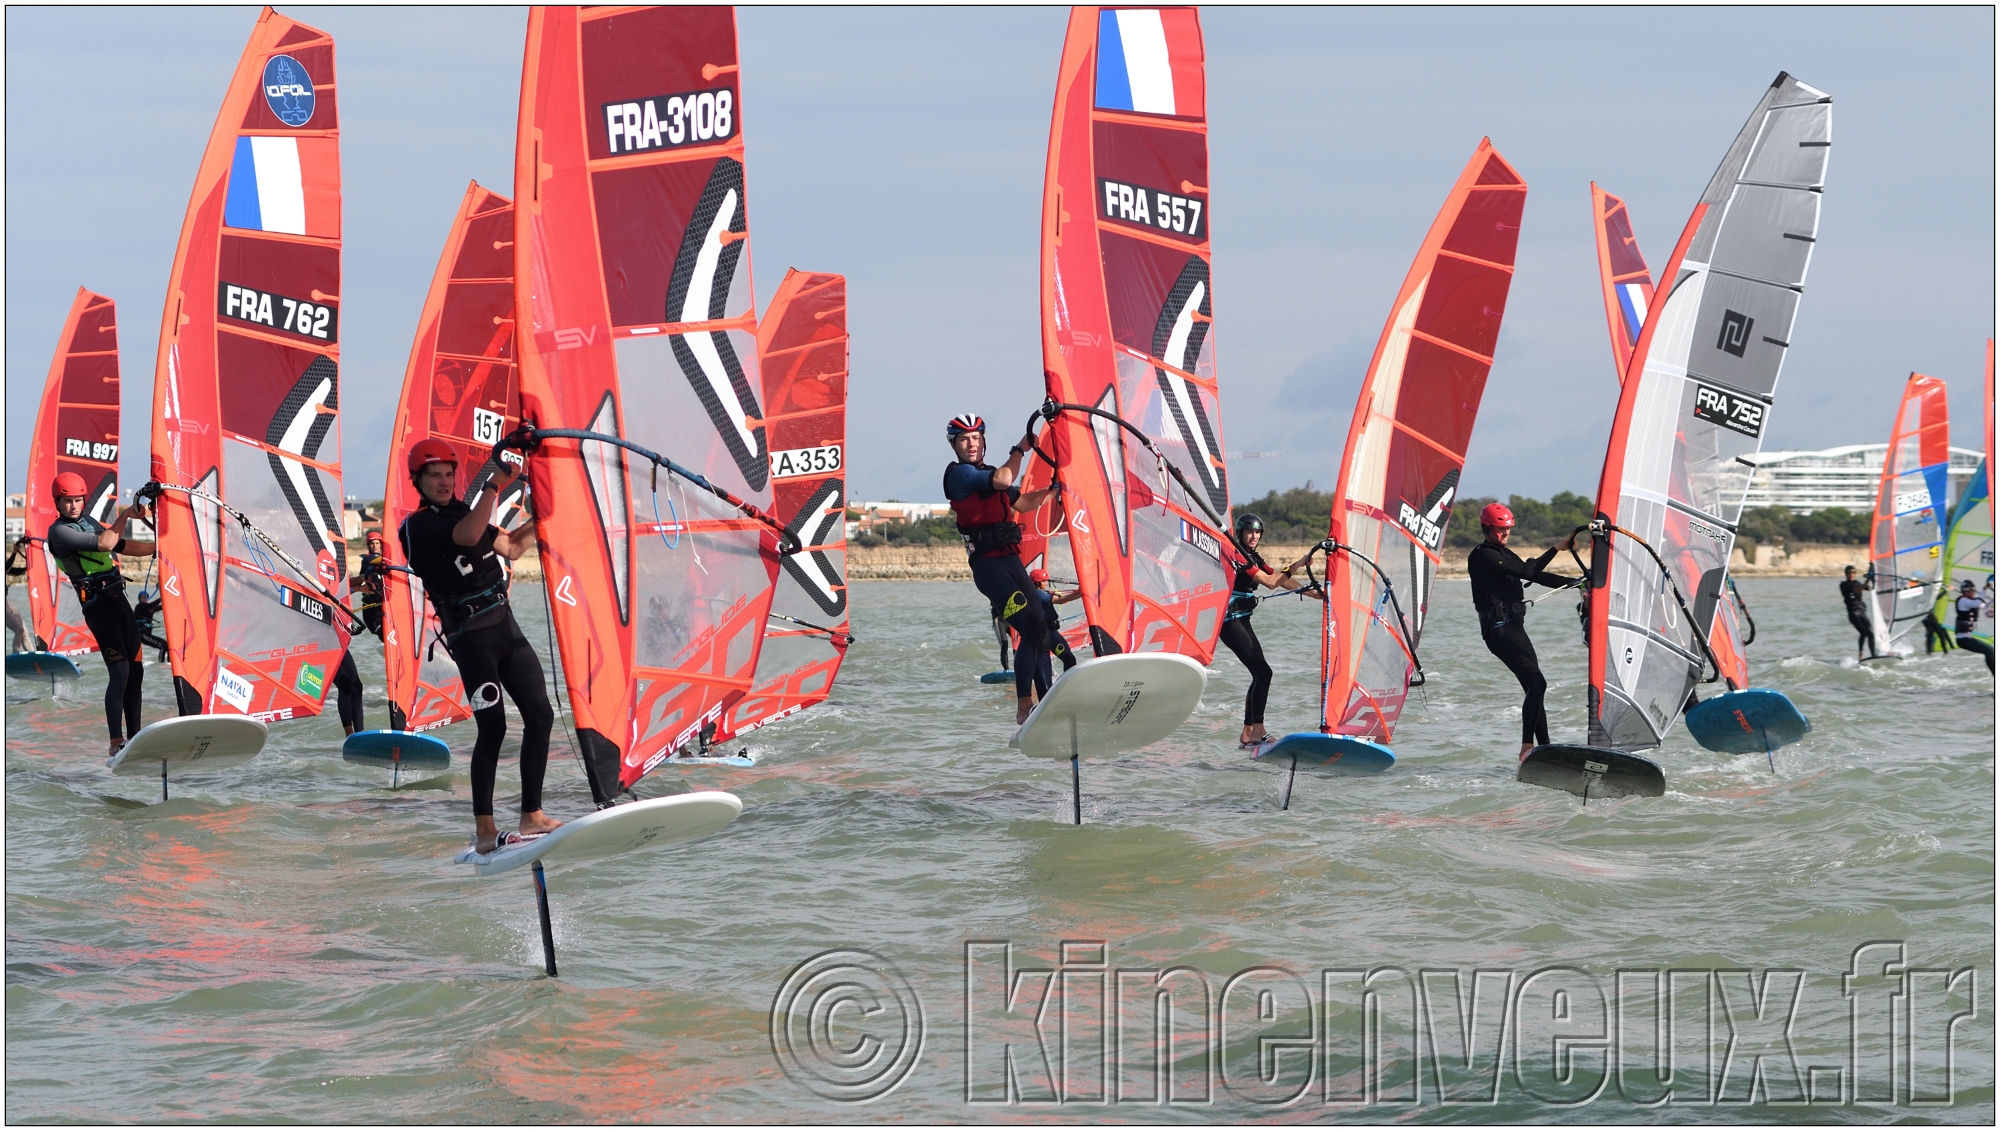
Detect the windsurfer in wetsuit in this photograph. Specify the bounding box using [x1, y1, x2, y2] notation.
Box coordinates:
[1466, 503, 1577, 760]
[6, 538, 32, 652]
[399, 439, 559, 854]
[44, 472, 156, 756]
[943, 413, 1062, 723]
[1952, 578, 1995, 673]
[1220, 513, 1321, 749]
[1027, 567, 1080, 694]
[1839, 565, 1878, 660]
[329, 530, 388, 736]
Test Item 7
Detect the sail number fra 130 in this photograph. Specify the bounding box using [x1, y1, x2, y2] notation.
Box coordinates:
[769, 445, 842, 480]
[218, 281, 337, 343]
[1098, 178, 1205, 241]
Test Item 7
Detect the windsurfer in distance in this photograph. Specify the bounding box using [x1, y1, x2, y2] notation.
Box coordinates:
[44, 473, 156, 756]
[1466, 503, 1577, 760]
[399, 439, 560, 854]
[328, 531, 388, 736]
[943, 413, 1063, 723]
[1222, 513, 1321, 749]
[1839, 565, 1879, 660]
[1028, 567, 1081, 694]
[1952, 578, 1995, 673]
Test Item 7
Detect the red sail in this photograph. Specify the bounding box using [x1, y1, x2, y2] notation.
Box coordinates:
[1320, 141, 1525, 741]
[1591, 183, 1654, 384]
[1021, 7, 1232, 660]
[24, 289, 121, 655]
[515, 6, 779, 797]
[150, 7, 347, 721]
[380, 182, 524, 733]
[1590, 185, 1750, 689]
[1865, 373, 1952, 655]
[715, 269, 851, 742]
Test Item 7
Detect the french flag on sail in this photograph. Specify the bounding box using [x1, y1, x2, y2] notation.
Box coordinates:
[1615, 282, 1649, 346]
[224, 136, 339, 238]
[1095, 8, 1205, 118]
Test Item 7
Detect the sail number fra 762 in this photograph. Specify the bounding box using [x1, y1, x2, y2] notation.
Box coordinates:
[218, 281, 337, 343]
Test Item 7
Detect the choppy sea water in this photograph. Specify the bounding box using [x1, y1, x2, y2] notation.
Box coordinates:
[5, 578, 1993, 1123]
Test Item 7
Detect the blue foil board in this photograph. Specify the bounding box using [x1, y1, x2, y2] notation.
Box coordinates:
[1518, 745, 1664, 799]
[342, 729, 451, 769]
[979, 670, 1015, 685]
[1685, 689, 1812, 755]
[6, 652, 82, 680]
[1256, 733, 1395, 776]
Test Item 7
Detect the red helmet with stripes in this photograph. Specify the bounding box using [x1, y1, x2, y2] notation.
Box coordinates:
[945, 413, 985, 439]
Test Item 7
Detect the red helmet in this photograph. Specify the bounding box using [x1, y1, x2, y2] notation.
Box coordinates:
[407, 438, 459, 476]
[1029, 568, 1050, 583]
[945, 413, 985, 439]
[1479, 502, 1515, 530]
[50, 471, 88, 500]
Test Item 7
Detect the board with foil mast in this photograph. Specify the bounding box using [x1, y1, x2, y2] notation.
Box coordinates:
[1865, 373, 1951, 657]
[146, 6, 353, 736]
[361, 181, 525, 760]
[704, 268, 853, 756]
[1301, 139, 1524, 763]
[514, 6, 785, 803]
[1550, 72, 1831, 792]
[1018, 6, 1235, 664]
[1590, 187, 1753, 694]
[21, 288, 122, 660]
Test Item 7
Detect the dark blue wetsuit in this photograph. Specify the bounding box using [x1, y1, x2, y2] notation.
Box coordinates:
[945, 461, 1047, 700]
[1030, 587, 1078, 695]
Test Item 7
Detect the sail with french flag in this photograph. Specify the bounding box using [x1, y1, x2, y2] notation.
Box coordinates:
[1093, 8, 1203, 117]
[224, 135, 339, 237]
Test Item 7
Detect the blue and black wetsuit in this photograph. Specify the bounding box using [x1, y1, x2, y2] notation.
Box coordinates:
[1218, 551, 1274, 727]
[46, 514, 145, 742]
[945, 461, 1047, 700]
[1030, 587, 1078, 695]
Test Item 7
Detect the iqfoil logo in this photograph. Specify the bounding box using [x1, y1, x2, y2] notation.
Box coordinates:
[262, 55, 315, 127]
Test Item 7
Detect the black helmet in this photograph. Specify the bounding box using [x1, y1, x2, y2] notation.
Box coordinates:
[1235, 513, 1264, 535]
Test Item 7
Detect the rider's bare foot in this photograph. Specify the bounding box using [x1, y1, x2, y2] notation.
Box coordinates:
[520, 810, 562, 837]
[107, 738, 125, 759]
[1015, 695, 1036, 725]
[1519, 743, 1535, 762]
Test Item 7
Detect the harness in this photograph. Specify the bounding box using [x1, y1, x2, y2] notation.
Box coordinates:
[437, 581, 509, 641]
[945, 462, 1023, 553]
[75, 570, 125, 606]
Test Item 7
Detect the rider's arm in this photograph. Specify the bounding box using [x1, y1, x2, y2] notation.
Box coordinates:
[453, 465, 515, 546]
[493, 523, 536, 561]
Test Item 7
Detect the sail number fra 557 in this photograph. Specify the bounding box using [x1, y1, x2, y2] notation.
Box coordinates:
[1098, 178, 1205, 241]
[770, 445, 842, 481]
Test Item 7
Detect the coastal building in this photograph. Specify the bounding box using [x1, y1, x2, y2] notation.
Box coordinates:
[1741, 444, 1985, 514]
[847, 501, 952, 540]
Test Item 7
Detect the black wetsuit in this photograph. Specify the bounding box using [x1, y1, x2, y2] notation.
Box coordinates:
[1468, 540, 1575, 747]
[46, 515, 144, 742]
[1218, 551, 1274, 728]
[331, 574, 384, 733]
[1923, 610, 1956, 654]
[1954, 594, 1994, 673]
[1029, 588, 1078, 695]
[945, 461, 1048, 699]
[400, 499, 554, 817]
[1840, 578, 1877, 658]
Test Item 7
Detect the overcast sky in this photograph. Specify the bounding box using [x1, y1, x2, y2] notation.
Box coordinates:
[6, 6, 1993, 507]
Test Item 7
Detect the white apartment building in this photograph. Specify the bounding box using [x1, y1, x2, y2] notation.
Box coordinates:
[1741, 444, 1985, 514]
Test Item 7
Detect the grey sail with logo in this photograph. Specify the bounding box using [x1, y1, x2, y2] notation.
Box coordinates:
[1588, 73, 1831, 749]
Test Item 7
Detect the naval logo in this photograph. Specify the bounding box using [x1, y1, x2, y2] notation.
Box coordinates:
[262, 55, 315, 127]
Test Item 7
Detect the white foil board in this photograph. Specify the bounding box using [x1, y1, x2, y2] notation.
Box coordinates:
[108, 715, 268, 776]
[1008, 653, 1206, 761]
[454, 792, 743, 878]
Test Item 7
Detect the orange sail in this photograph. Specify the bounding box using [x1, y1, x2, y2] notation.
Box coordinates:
[1591, 185, 1750, 690]
[1865, 373, 1952, 655]
[1022, 7, 1233, 661]
[23, 289, 122, 655]
[149, 8, 349, 721]
[1319, 141, 1525, 742]
[380, 182, 525, 733]
[515, 6, 781, 799]
[714, 269, 852, 742]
